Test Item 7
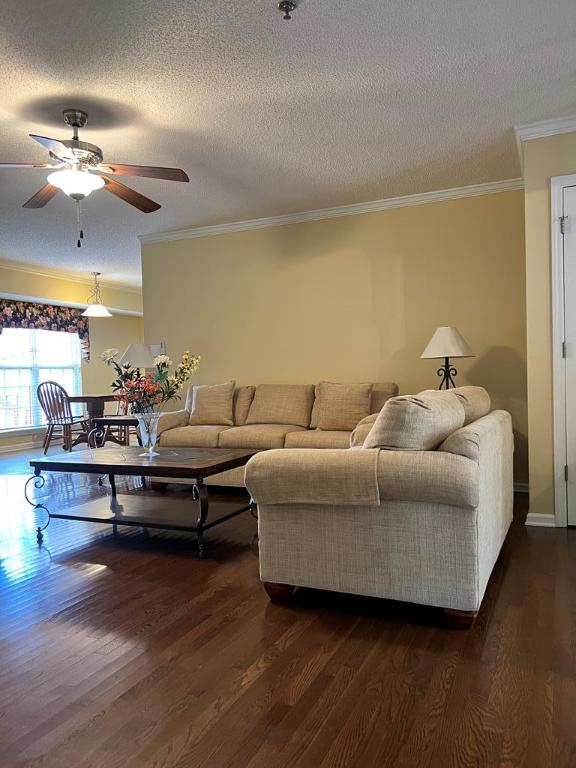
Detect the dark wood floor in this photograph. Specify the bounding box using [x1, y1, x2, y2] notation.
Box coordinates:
[0, 447, 575, 767]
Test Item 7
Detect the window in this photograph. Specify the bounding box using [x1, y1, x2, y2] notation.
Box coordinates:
[0, 328, 83, 430]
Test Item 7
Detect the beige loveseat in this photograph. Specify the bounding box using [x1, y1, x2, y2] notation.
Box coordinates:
[245, 387, 513, 625]
[156, 381, 398, 485]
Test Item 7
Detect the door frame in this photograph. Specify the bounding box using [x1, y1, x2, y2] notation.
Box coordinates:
[550, 174, 576, 527]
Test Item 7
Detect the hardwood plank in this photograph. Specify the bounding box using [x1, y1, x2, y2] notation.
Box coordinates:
[0, 452, 574, 767]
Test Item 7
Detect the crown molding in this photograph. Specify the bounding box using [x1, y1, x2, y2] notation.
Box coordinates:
[515, 115, 576, 143]
[0, 258, 142, 293]
[139, 178, 524, 245]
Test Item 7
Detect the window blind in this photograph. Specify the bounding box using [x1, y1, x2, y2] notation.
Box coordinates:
[0, 328, 83, 430]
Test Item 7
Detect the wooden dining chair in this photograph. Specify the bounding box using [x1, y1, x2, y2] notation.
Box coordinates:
[37, 381, 91, 454]
[96, 399, 138, 447]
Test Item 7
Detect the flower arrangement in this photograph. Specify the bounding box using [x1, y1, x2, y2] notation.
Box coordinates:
[100, 349, 200, 414]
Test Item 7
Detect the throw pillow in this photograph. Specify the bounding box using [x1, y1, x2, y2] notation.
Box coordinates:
[188, 381, 235, 426]
[418, 386, 491, 426]
[245, 384, 315, 428]
[369, 382, 400, 414]
[233, 385, 256, 425]
[311, 382, 372, 431]
[363, 392, 466, 451]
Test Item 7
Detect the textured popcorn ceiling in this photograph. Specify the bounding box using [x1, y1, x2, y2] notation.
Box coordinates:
[0, 0, 575, 286]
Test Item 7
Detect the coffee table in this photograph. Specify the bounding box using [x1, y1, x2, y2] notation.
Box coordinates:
[25, 447, 258, 557]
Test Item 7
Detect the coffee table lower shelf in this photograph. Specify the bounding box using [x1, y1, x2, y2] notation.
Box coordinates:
[26, 485, 253, 558]
[25, 447, 258, 558]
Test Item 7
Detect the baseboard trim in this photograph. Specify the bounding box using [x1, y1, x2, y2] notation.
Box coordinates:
[525, 512, 558, 528]
[0, 439, 43, 454]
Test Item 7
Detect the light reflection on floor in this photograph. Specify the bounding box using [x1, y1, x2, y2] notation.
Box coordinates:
[0, 448, 144, 583]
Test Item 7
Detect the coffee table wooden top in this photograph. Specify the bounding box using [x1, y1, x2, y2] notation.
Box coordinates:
[30, 447, 258, 480]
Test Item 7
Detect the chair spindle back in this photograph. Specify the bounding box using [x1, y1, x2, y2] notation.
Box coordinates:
[37, 381, 74, 424]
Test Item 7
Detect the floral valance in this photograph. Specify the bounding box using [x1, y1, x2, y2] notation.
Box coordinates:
[0, 299, 90, 360]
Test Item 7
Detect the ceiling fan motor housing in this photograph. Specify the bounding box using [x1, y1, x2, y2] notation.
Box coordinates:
[63, 109, 88, 129]
[60, 139, 104, 166]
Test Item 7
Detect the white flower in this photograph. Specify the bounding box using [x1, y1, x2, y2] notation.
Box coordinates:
[153, 354, 172, 367]
[99, 348, 119, 365]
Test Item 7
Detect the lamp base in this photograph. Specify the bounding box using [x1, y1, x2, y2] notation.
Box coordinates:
[437, 357, 457, 389]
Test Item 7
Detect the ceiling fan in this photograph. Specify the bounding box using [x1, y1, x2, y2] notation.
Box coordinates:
[0, 109, 189, 213]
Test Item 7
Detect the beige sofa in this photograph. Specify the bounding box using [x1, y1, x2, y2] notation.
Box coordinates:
[156, 381, 398, 485]
[245, 387, 513, 626]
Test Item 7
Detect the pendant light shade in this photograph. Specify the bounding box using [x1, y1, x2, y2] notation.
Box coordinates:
[82, 272, 112, 318]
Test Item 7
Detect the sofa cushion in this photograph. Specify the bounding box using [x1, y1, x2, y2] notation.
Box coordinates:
[363, 392, 466, 451]
[285, 429, 351, 449]
[310, 382, 372, 431]
[418, 386, 491, 426]
[370, 382, 400, 413]
[219, 423, 306, 449]
[188, 381, 235, 426]
[350, 413, 378, 447]
[246, 384, 315, 428]
[453, 386, 491, 425]
[159, 424, 231, 448]
[233, 385, 256, 425]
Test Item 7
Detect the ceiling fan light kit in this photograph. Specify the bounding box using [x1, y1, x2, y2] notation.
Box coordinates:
[47, 168, 105, 199]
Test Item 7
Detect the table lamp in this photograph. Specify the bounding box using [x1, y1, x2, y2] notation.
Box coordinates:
[118, 343, 155, 370]
[421, 326, 474, 389]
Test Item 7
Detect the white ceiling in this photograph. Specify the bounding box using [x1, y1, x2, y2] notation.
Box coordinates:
[1, 0, 576, 287]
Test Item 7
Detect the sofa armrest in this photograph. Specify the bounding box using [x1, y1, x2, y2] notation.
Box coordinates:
[377, 450, 479, 509]
[156, 409, 189, 437]
[245, 448, 380, 506]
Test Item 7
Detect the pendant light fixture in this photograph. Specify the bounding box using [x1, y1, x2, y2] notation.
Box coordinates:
[82, 272, 112, 318]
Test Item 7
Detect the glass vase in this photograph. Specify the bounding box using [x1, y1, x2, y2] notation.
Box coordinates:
[136, 412, 161, 458]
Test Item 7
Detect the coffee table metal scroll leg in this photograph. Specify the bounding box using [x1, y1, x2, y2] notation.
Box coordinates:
[194, 480, 209, 559]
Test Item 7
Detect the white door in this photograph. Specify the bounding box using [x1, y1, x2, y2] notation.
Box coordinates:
[562, 185, 576, 524]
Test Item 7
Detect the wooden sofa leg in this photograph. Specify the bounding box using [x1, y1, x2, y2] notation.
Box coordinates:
[262, 581, 294, 603]
[443, 608, 478, 629]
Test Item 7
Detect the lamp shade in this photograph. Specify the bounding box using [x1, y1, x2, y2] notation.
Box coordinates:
[421, 326, 474, 359]
[118, 343, 155, 368]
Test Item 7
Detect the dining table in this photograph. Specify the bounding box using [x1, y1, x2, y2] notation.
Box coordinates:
[68, 393, 116, 420]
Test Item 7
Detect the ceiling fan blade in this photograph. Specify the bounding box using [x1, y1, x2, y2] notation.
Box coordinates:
[22, 183, 60, 209]
[0, 162, 55, 168]
[29, 134, 77, 163]
[98, 163, 189, 182]
[101, 175, 161, 213]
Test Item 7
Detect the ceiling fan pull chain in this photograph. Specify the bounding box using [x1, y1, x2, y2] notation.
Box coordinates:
[76, 199, 84, 248]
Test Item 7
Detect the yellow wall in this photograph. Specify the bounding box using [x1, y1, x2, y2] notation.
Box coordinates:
[522, 131, 576, 516]
[142, 190, 528, 481]
[82, 315, 144, 394]
[0, 261, 143, 449]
